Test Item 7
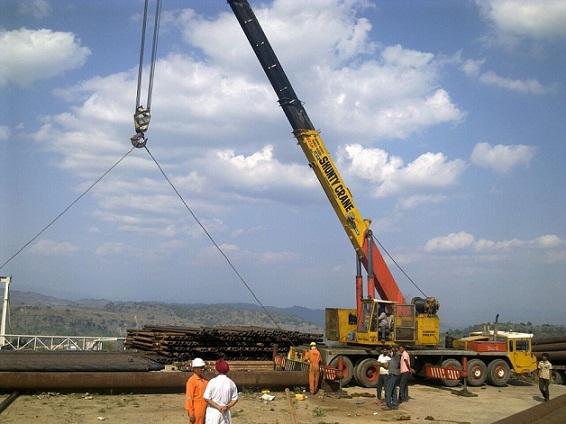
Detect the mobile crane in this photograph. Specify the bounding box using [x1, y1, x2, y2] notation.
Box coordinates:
[227, 0, 537, 388]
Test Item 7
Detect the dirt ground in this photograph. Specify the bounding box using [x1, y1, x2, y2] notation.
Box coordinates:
[1, 379, 565, 424]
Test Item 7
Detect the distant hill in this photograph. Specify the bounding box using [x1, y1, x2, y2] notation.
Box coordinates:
[6, 290, 325, 337]
[5, 291, 564, 343]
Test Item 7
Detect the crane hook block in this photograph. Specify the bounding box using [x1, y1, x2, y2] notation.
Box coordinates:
[133, 106, 151, 134]
[131, 106, 151, 148]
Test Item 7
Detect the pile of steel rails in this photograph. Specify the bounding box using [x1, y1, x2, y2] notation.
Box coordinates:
[532, 335, 566, 385]
[125, 325, 323, 363]
[532, 335, 566, 362]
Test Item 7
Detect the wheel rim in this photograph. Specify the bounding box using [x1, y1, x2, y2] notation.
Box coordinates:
[466, 359, 487, 386]
[363, 364, 379, 383]
[493, 365, 505, 379]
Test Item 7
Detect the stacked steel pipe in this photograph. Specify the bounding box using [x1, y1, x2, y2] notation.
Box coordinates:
[532, 335, 566, 361]
[125, 325, 322, 363]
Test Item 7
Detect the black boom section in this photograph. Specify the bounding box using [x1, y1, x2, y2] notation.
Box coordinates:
[228, 0, 316, 132]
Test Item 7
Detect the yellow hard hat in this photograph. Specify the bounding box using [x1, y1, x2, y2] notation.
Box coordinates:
[310, 342, 317, 346]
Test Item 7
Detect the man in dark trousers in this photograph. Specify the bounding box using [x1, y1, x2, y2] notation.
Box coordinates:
[398, 345, 415, 403]
[384, 345, 400, 410]
[376, 347, 391, 403]
[537, 353, 552, 402]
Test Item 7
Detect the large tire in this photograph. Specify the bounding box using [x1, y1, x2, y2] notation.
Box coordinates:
[355, 358, 380, 388]
[329, 356, 354, 387]
[487, 359, 510, 387]
[551, 370, 563, 385]
[352, 358, 366, 385]
[441, 358, 462, 387]
[466, 359, 488, 386]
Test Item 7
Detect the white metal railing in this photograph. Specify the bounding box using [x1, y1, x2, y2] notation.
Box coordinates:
[0, 334, 125, 351]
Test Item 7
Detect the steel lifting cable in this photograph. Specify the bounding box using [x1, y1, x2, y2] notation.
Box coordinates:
[127, 2, 290, 338]
[372, 233, 427, 298]
[141, 145, 292, 339]
[131, 0, 162, 148]
[0, 147, 137, 272]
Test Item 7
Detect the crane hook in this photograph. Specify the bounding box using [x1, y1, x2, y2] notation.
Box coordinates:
[131, 106, 151, 148]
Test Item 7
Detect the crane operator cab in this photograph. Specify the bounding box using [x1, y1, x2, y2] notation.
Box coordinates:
[326, 297, 440, 348]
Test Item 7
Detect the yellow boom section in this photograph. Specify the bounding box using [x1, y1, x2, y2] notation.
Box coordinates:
[295, 129, 370, 256]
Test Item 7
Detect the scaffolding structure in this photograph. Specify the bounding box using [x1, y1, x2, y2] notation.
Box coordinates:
[0, 334, 125, 351]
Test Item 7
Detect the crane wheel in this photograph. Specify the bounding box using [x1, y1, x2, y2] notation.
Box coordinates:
[551, 370, 563, 385]
[355, 358, 380, 388]
[440, 358, 462, 387]
[487, 359, 510, 386]
[329, 356, 354, 387]
[466, 359, 487, 386]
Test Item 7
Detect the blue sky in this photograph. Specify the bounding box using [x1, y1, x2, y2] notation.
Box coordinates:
[1, 0, 564, 328]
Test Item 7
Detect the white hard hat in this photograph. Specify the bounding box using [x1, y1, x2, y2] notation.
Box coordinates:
[192, 358, 206, 368]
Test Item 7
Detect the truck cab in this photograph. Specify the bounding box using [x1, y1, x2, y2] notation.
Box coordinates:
[466, 330, 537, 375]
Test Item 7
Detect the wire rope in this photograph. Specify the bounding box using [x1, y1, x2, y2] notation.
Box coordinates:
[372, 233, 427, 298]
[0, 147, 136, 272]
[142, 146, 291, 336]
[135, 0, 149, 110]
[134, 0, 162, 111]
[146, 0, 162, 110]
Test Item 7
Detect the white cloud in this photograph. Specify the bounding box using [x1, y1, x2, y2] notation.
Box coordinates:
[212, 145, 317, 196]
[425, 231, 476, 252]
[95, 242, 125, 257]
[425, 232, 565, 255]
[177, 0, 377, 72]
[471, 142, 537, 175]
[18, 0, 52, 19]
[451, 51, 558, 94]
[461, 58, 486, 78]
[27, 1, 466, 238]
[399, 194, 447, 210]
[175, 5, 463, 141]
[339, 144, 402, 184]
[0, 126, 10, 141]
[478, 0, 566, 43]
[0, 28, 90, 87]
[479, 71, 559, 94]
[531, 235, 564, 249]
[29, 239, 80, 256]
[340, 144, 466, 197]
[315, 46, 465, 139]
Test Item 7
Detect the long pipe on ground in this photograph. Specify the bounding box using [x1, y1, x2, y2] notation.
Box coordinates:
[532, 342, 566, 352]
[492, 393, 566, 424]
[0, 392, 20, 414]
[0, 371, 308, 393]
[533, 336, 566, 345]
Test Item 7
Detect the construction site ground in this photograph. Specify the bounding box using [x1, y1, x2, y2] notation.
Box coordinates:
[2, 377, 565, 424]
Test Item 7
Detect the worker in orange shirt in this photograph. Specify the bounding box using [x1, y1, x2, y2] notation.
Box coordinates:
[306, 342, 321, 394]
[185, 358, 209, 424]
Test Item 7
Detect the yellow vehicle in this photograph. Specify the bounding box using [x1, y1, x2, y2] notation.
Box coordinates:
[227, 0, 537, 387]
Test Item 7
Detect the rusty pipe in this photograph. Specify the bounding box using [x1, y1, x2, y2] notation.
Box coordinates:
[492, 393, 566, 424]
[0, 371, 308, 393]
[0, 392, 20, 414]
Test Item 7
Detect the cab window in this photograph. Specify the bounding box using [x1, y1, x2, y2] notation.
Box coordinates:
[516, 339, 529, 351]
